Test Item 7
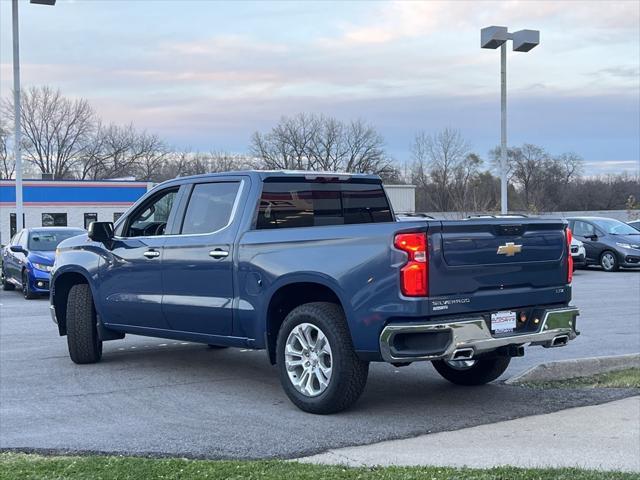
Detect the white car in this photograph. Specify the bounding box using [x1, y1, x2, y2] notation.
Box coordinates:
[570, 237, 586, 269]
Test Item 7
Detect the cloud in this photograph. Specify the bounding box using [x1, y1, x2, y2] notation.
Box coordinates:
[0, 1, 636, 171]
[325, 0, 640, 47]
[167, 34, 290, 56]
[596, 66, 640, 80]
[584, 160, 639, 175]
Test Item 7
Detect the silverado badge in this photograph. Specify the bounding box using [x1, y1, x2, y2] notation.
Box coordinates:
[497, 242, 522, 256]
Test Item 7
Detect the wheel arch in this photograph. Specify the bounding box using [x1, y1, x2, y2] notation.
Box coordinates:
[263, 275, 349, 365]
[52, 269, 94, 336]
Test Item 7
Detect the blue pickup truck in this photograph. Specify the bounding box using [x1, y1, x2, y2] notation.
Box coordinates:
[50, 171, 579, 413]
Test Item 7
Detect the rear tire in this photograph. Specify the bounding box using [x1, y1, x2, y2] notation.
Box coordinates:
[276, 302, 369, 414]
[1, 269, 15, 291]
[66, 284, 102, 364]
[432, 356, 510, 386]
[22, 271, 37, 299]
[600, 251, 619, 272]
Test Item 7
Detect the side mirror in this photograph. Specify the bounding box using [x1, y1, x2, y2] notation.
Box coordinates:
[9, 245, 26, 254]
[589, 234, 598, 241]
[88, 222, 114, 245]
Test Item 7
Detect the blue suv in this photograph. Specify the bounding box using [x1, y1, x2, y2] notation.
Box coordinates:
[2, 227, 85, 299]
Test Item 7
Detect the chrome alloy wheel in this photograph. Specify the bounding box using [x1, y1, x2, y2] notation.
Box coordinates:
[601, 252, 615, 271]
[285, 322, 333, 397]
[445, 359, 477, 370]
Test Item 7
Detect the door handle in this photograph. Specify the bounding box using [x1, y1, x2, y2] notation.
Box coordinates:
[209, 249, 229, 259]
[143, 250, 160, 259]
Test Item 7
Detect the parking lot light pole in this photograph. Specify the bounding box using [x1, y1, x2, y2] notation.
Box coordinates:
[11, 0, 56, 233]
[481, 26, 539, 214]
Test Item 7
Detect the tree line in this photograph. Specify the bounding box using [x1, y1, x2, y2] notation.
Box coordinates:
[1, 86, 637, 213]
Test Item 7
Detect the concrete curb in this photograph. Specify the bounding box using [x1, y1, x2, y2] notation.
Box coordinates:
[505, 353, 640, 385]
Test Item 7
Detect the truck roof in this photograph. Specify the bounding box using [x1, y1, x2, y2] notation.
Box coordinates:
[160, 170, 381, 185]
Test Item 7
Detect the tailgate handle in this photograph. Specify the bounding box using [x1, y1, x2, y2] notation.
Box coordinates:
[497, 224, 524, 236]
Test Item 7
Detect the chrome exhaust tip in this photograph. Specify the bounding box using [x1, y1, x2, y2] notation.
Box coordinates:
[451, 348, 474, 360]
[550, 335, 569, 347]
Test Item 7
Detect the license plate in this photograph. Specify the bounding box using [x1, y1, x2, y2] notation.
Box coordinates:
[491, 311, 516, 333]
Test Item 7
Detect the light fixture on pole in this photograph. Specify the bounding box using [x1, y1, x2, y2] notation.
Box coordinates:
[11, 0, 56, 234]
[481, 26, 539, 214]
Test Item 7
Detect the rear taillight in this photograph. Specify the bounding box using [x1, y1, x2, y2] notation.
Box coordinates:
[566, 227, 573, 284]
[394, 233, 428, 296]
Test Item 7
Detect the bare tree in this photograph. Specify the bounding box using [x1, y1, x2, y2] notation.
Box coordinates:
[468, 171, 500, 212]
[250, 113, 395, 175]
[411, 128, 470, 211]
[489, 145, 584, 211]
[155, 150, 258, 182]
[554, 152, 583, 183]
[251, 114, 319, 170]
[2, 86, 95, 179]
[511, 144, 548, 210]
[0, 121, 14, 180]
[134, 132, 169, 181]
[449, 153, 482, 213]
[343, 119, 394, 175]
[80, 123, 167, 180]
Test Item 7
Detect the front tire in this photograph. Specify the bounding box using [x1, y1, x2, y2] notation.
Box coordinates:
[22, 271, 37, 299]
[276, 302, 369, 414]
[600, 251, 619, 272]
[66, 284, 102, 364]
[432, 356, 510, 386]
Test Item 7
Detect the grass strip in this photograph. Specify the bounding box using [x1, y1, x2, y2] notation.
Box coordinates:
[525, 367, 640, 389]
[0, 453, 636, 480]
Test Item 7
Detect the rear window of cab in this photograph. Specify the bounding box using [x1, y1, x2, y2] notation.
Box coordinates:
[256, 180, 393, 229]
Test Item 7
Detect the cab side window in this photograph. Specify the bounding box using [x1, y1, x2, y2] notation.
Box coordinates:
[180, 182, 240, 235]
[120, 188, 178, 238]
[573, 221, 595, 237]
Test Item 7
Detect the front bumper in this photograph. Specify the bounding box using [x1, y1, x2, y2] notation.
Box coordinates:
[621, 254, 640, 268]
[572, 253, 586, 267]
[379, 307, 579, 363]
[29, 268, 51, 292]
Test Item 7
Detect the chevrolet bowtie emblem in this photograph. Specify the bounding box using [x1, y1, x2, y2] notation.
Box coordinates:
[497, 242, 522, 256]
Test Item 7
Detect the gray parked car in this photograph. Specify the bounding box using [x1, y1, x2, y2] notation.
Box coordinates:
[567, 217, 640, 272]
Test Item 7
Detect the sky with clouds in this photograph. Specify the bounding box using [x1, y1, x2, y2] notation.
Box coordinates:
[1, 0, 638, 175]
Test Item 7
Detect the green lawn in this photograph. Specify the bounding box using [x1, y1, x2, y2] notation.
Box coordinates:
[0, 453, 636, 480]
[526, 367, 640, 389]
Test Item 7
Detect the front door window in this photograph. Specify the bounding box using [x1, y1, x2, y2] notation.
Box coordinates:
[122, 188, 178, 237]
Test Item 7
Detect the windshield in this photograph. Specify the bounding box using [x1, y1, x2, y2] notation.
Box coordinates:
[28, 230, 85, 251]
[592, 219, 639, 235]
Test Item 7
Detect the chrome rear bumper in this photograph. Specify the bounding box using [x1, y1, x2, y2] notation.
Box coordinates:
[379, 307, 579, 363]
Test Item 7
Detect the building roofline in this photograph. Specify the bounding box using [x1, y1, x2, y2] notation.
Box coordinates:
[0, 179, 149, 185]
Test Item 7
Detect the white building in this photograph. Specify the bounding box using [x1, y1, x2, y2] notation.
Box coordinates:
[0, 179, 151, 244]
[384, 184, 416, 214]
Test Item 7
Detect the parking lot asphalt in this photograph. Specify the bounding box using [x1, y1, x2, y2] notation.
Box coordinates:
[1, 268, 638, 459]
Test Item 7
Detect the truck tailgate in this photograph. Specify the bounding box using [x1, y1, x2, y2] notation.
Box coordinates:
[429, 218, 569, 297]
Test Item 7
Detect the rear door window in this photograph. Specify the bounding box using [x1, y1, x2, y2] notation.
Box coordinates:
[181, 182, 240, 235]
[573, 221, 595, 237]
[256, 180, 392, 229]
